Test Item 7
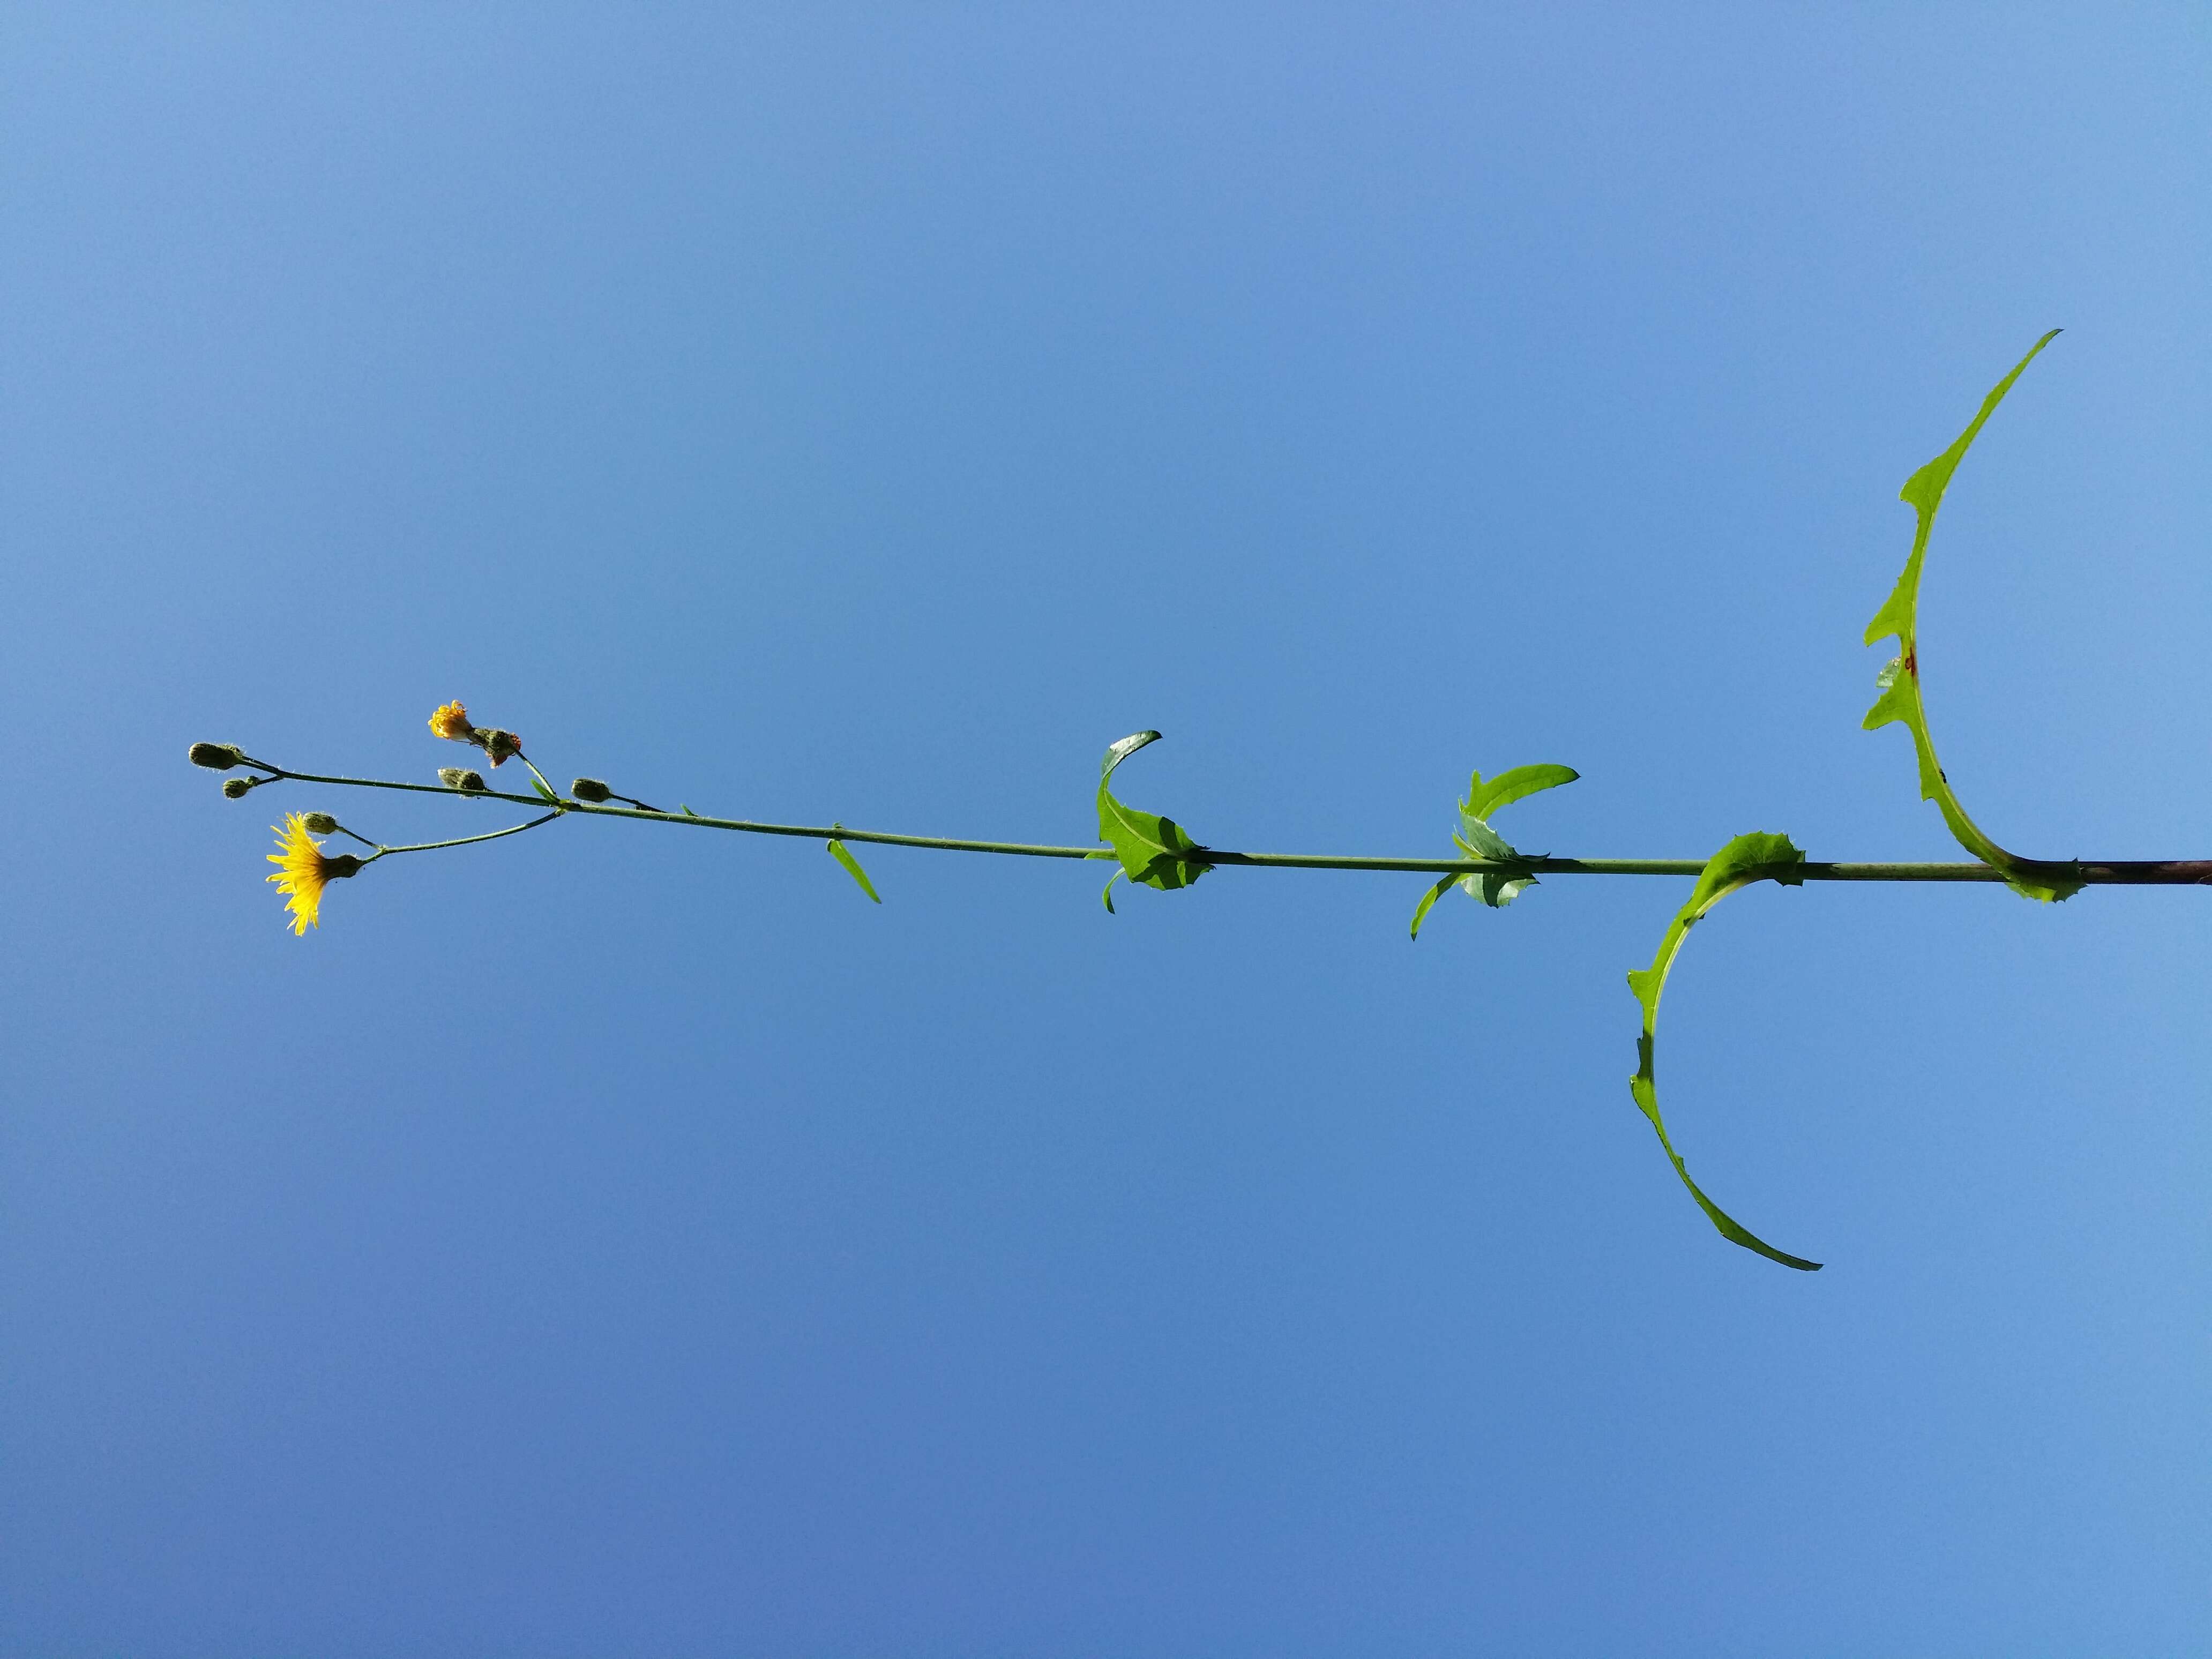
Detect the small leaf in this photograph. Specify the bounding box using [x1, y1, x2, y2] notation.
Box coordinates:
[1415, 761, 1576, 931]
[1625, 831, 1820, 1272]
[529, 774, 558, 803]
[1096, 731, 1209, 894]
[1862, 332, 2081, 902]
[681, 804, 699, 817]
[1478, 871, 1535, 908]
[1461, 764, 1579, 824]
[826, 839, 881, 903]
[1102, 870, 1125, 914]
[1455, 816, 1516, 861]
[1408, 874, 1455, 940]
[1101, 731, 1163, 778]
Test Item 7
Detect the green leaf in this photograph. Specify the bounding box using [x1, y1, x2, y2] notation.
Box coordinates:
[1462, 764, 1579, 824]
[1408, 874, 1455, 940]
[1102, 869, 1125, 914]
[1411, 763, 1578, 934]
[680, 803, 699, 817]
[1096, 731, 1210, 894]
[826, 838, 881, 903]
[1626, 831, 1820, 1272]
[529, 774, 558, 803]
[1452, 817, 1535, 908]
[1862, 331, 2081, 902]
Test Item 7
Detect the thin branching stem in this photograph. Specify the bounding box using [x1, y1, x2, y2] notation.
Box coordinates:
[362, 811, 565, 862]
[232, 760, 2212, 886]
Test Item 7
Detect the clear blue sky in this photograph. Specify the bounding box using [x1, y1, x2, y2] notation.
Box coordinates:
[6, 6, 2210, 1651]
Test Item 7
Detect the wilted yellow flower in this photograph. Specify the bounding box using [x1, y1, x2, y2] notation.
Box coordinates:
[429, 701, 477, 742]
[265, 812, 363, 936]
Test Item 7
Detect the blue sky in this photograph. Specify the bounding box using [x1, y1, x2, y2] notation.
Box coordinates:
[5, 6, 2210, 1651]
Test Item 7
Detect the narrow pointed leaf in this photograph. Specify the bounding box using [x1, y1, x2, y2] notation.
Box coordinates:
[1625, 831, 1821, 1272]
[1101, 730, 1163, 777]
[1862, 331, 2081, 902]
[1102, 870, 1125, 914]
[1096, 731, 1209, 893]
[1408, 874, 1455, 940]
[1462, 764, 1579, 823]
[826, 839, 881, 903]
[529, 774, 558, 804]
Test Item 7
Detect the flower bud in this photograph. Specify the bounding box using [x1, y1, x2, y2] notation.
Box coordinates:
[570, 777, 612, 803]
[190, 742, 244, 771]
[439, 767, 489, 792]
[222, 776, 255, 798]
[479, 728, 523, 767]
[301, 812, 339, 835]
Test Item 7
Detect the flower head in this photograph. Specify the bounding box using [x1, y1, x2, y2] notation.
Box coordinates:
[429, 701, 478, 743]
[265, 812, 364, 936]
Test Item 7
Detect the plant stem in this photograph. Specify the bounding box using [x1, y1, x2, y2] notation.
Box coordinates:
[362, 811, 565, 861]
[233, 762, 2212, 885]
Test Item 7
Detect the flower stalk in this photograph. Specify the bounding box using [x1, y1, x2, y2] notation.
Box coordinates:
[216, 754, 2212, 886]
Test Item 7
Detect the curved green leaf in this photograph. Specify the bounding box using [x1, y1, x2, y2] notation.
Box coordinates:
[1409, 763, 1579, 935]
[1626, 831, 1821, 1272]
[1408, 874, 1455, 940]
[1863, 331, 2080, 902]
[1097, 731, 1209, 895]
[1463, 764, 1580, 823]
[826, 837, 881, 903]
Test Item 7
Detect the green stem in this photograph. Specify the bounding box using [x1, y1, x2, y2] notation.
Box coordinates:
[517, 753, 565, 807]
[231, 763, 2212, 885]
[362, 811, 564, 862]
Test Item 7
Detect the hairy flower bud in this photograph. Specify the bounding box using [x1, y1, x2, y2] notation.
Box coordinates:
[479, 728, 523, 767]
[570, 777, 612, 803]
[439, 767, 488, 792]
[190, 742, 244, 771]
[301, 812, 339, 835]
[222, 776, 255, 798]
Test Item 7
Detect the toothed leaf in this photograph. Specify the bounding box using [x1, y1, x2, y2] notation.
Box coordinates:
[1625, 831, 1821, 1272]
[1862, 332, 2081, 902]
[1414, 762, 1577, 931]
[1096, 731, 1209, 894]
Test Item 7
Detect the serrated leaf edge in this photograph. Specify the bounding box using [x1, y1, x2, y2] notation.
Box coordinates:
[1861, 331, 2081, 902]
[1625, 831, 1821, 1272]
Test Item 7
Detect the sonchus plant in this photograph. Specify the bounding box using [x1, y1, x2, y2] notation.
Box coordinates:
[192, 335, 2206, 1270]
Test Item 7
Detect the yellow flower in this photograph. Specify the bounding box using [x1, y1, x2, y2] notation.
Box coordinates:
[429, 700, 477, 742]
[265, 813, 363, 936]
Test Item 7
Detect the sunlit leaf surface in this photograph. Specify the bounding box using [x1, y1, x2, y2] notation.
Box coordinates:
[1625, 831, 1820, 1272]
[1409, 765, 1579, 937]
[1862, 331, 2080, 902]
[1096, 731, 1210, 896]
